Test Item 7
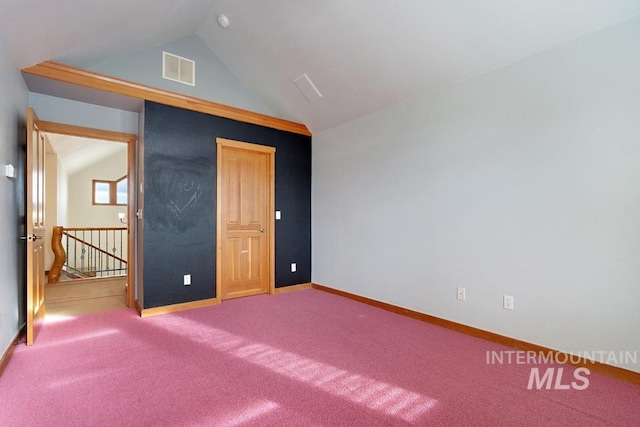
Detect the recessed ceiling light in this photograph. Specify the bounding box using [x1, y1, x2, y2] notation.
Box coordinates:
[217, 14, 230, 29]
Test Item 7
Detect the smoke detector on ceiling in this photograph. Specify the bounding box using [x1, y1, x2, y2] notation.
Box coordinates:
[217, 14, 230, 28]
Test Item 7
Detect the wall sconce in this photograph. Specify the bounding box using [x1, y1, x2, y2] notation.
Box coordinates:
[118, 212, 127, 224]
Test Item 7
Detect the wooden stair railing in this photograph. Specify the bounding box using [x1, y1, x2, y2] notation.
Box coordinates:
[49, 226, 127, 284]
[63, 231, 128, 264]
[49, 226, 66, 283]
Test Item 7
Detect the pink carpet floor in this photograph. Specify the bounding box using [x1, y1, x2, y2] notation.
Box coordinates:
[1, 289, 639, 426]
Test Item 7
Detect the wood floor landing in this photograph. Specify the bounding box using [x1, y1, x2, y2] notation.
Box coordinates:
[45, 276, 127, 317]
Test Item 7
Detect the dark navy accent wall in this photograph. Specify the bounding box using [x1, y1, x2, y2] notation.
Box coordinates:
[143, 101, 311, 308]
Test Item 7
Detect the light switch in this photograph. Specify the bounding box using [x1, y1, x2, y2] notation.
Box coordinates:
[4, 164, 16, 179]
[275, 211, 281, 220]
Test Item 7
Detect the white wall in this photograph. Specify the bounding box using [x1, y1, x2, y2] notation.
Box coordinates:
[313, 17, 640, 372]
[67, 146, 127, 228]
[65, 146, 128, 273]
[44, 147, 69, 270]
[86, 35, 272, 116]
[44, 146, 58, 269]
[29, 93, 139, 135]
[57, 155, 68, 227]
[0, 38, 28, 356]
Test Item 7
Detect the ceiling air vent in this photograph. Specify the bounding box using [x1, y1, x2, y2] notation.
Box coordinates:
[162, 51, 195, 86]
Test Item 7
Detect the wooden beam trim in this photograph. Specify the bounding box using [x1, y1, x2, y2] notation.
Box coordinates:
[311, 283, 640, 386]
[134, 299, 142, 316]
[23, 61, 312, 136]
[36, 120, 136, 143]
[0, 328, 24, 377]
[139, 298, 220, 318]
[274, 282, 312, 295]
[127, 137, 135, 308]
[268, 148, 276, 296]
[217, 137, 276, 154]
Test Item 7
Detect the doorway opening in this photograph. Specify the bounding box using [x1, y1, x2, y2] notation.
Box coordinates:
[38, 121, 136, 318]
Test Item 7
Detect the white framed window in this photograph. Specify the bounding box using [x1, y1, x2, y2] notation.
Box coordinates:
[93, 176, 127, 206]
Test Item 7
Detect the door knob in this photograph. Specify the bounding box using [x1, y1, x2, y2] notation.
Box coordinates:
[259, 228, 265, 233]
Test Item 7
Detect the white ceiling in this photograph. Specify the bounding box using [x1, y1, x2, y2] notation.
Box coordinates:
[3, 1, 640, 132]
[46, 134, 126, 175]
[0, 0, 215, 69]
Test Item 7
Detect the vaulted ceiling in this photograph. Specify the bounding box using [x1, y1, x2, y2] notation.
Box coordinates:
[46, 134, 126, 176]
[2, 1, 640, 132]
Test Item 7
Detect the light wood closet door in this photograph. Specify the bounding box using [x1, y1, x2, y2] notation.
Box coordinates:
[217, 139, 275, 300]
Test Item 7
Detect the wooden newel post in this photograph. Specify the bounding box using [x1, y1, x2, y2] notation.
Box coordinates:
[49, 226, 66, 284]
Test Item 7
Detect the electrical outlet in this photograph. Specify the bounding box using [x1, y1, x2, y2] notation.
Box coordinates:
[291, 263, 297, 273]
[184, 274, 191, 286]
[503, 295, 514, 310]
[457, 287, 466, 301]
